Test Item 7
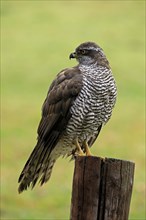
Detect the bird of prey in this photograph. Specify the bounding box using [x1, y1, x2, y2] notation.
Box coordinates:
[18, 41, 117, 193]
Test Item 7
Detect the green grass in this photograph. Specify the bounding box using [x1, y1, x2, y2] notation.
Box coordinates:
[1, 1, 145, 219]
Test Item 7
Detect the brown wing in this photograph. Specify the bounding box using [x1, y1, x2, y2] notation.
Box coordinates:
[18, 67, 83, 192]
[37, 67, 83, 145]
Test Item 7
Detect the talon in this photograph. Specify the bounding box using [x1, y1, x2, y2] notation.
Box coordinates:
[76, 150, 85, 156]
[74, 138, 85, 156]
[83, 140, 93, 156]
[100, 156, 105, 162]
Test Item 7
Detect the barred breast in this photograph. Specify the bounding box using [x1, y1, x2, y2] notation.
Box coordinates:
[65, 64, 117, 144]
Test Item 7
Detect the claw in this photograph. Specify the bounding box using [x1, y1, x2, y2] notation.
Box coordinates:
[100, 156, 105, 162]
[83, 140, 93, 156]
[74, 138, 85, 156]
[75, 150, 85, 156]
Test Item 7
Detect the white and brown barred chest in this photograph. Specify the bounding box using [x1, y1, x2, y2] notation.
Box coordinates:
[50, 65, 117, 159]
[64, 65, 117, 142]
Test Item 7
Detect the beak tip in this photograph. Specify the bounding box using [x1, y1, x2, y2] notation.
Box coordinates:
[69, 52, 76, 60]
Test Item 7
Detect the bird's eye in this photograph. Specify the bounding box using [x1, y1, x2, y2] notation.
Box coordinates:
[81, 50, 86, 55]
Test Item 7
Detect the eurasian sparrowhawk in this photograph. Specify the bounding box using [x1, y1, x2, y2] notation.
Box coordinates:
[18, 42, 117, 193]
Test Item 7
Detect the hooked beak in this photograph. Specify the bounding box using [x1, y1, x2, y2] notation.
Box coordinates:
[69, 52, 77, 59]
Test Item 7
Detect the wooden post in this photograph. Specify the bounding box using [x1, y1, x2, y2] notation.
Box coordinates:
[70, 156, 135, 220]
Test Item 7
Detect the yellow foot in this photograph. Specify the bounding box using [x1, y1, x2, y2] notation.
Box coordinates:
[86, 151, 93, 156]
[76, 150, 85, 156]
[100, 156, 105, 162]
[83, 140, 93, 156]
[73, 138, 85, 156]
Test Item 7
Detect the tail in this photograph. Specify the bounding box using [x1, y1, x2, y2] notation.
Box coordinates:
[18, 140, 56, 193]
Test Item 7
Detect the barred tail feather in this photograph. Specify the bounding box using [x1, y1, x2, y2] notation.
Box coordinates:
[18, 134, 59, 193]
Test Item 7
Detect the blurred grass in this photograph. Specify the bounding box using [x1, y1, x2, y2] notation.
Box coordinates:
[1, 1, 145, 219]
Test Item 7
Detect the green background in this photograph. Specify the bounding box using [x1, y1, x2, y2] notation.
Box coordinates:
[1, 1, 145, 219]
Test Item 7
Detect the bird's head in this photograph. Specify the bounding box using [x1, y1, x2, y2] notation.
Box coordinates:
[69, 41, 110, 68]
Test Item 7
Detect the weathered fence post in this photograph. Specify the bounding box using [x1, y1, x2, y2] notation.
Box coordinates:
[70, 156, 135, 220]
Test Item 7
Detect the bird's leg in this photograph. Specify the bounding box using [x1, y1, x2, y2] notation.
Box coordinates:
[74, 138, 85, 156]
[83, 140, 93, 156]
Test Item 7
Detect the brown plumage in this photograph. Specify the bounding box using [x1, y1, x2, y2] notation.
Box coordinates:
[18, 67, 83, 193]
[18, 41, 117, 193]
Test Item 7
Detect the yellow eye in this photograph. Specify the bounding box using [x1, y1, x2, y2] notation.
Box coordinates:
[81, 50, 86, 54]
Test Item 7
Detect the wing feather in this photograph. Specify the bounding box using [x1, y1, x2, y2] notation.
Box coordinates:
[37, 67, 83, 143]
[18, 67, 83, 192]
